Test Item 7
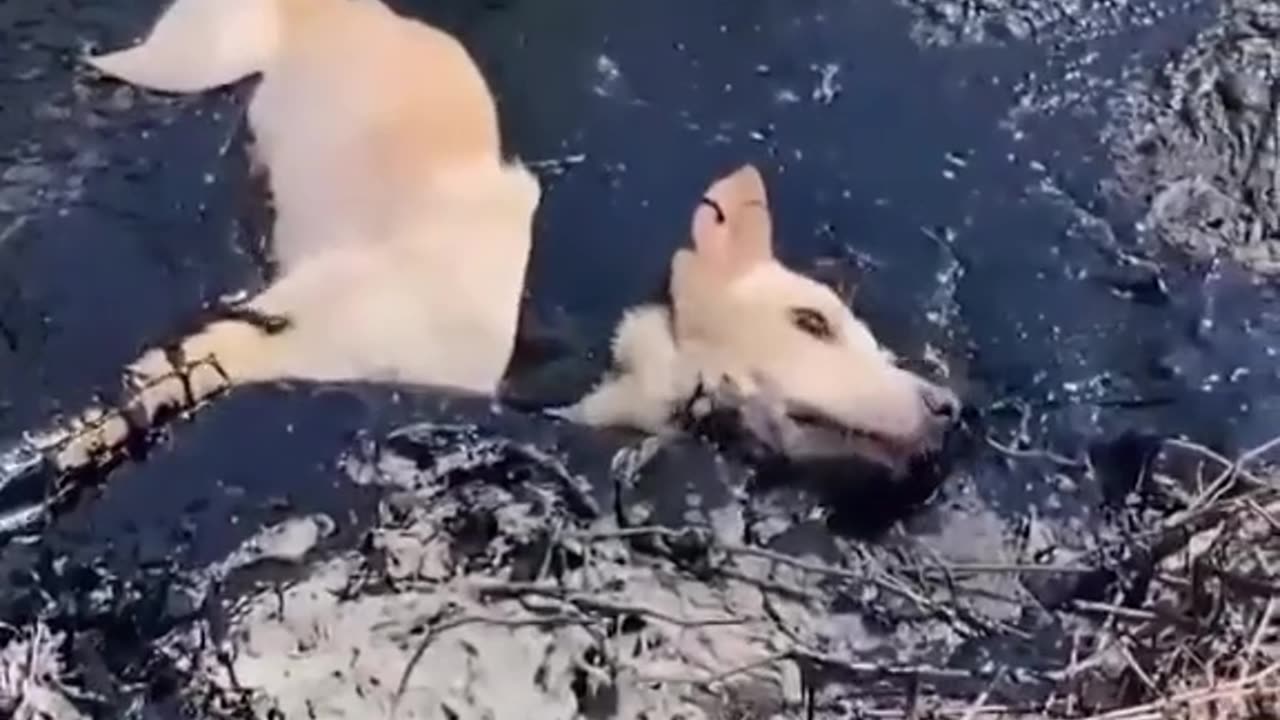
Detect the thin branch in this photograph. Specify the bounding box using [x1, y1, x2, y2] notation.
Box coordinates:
[960, 667, 1005, 720]
[392, 613, 588, 712]
[471, 580, 754, 628]
[1070, 600, 1161, 624]
[986, 436, 1085, 469]
[572, 524, 1057, 639]
[633, 650, 793, 688]
[1077, 662, 1280, 720]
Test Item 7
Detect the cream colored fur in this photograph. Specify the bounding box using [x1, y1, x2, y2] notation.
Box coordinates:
[565, 165, 959, 459]
[87, 0, 539, 396]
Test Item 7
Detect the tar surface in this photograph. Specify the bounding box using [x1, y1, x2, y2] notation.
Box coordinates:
[3, 0, 1280, 717]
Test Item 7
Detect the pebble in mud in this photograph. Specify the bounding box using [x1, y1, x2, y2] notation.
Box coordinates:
[1217, 69, 1270, 113]
[219, 514, 337, 573]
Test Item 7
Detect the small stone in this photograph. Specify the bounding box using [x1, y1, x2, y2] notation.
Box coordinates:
[1248, 4, 1280, 35]
[164, 579, 209, 620]
[1217, 70, 1269, 113]
[929, 1, 964, 24]
[222, 514, 336, 572]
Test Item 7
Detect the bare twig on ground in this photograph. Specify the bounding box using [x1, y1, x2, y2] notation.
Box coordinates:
[392, 612, 589, 713]
[1077, 663, 1280, 720]
[633, 650, 795, 688]
[959, 666, 1005, 720]
[470, 580, 756, 628]
[571, 525, 1048, 639]
[986, 436, 1086, 469]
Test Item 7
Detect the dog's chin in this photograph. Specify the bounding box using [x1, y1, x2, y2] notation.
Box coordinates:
[679, 388, 970, 538]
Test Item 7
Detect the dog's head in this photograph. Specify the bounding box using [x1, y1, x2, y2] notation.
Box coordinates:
[667, 165, 961, 466]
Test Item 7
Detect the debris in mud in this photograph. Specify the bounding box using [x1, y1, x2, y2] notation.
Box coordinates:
[138, 421, 1012, 720]
[894, 0, 1194, 48]
[1045, 435, 1280, 720]
[1108, 0, 1280, 275]
[0, 623, 89, 720]
[217, 513, 336, 573]
[3, 411, 1280, 719]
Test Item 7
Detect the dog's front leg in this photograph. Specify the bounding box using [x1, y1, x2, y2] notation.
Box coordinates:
[48, 317, 284, 474]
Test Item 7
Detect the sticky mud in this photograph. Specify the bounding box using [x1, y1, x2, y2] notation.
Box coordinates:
[1107, 0, 1280, 276]
[4, 0, 1280, 717]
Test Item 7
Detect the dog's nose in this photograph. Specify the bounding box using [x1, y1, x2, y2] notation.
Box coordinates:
[921, 385, 961, 423]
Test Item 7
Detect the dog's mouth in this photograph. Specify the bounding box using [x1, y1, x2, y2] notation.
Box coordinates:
[784, 409, 919, 470]
[678, 381, 952, 473]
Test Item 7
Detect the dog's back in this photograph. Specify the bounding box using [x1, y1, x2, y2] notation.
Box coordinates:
[86, 0, 537, 395]
[91, 0, 506, 269]
[256, 0, 504, 266]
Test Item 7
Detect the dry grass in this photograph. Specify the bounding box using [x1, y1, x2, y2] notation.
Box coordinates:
[1009, 433, 1280, 719]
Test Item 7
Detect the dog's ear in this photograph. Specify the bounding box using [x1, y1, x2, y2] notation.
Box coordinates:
[689, 165, 774, 276]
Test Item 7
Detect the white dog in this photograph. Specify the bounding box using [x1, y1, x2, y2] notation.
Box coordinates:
[31, 0, 538, 472]
[561, 165, 960, 469]
[88, 0, 538, 395]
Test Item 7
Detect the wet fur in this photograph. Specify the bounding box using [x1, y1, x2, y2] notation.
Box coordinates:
[87, 0, 540, 397]
[562, 165, 960, 466]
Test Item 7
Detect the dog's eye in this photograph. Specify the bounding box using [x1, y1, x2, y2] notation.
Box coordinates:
[790, 307, 834, 341]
